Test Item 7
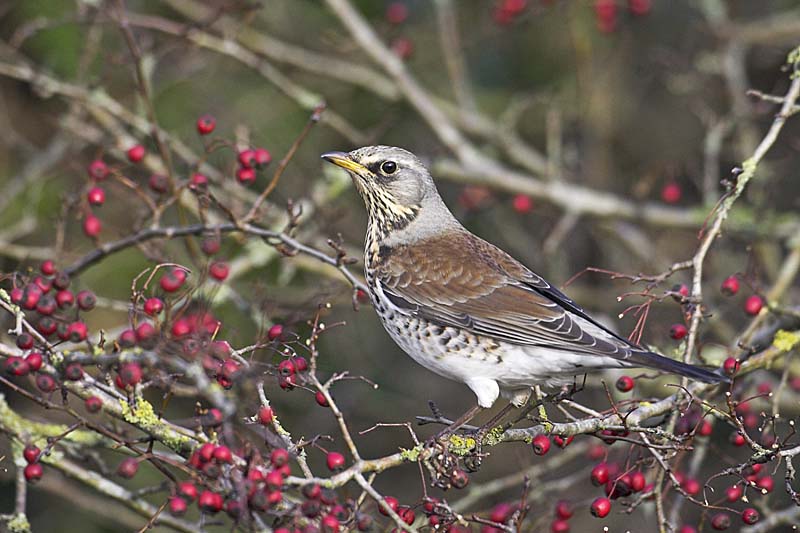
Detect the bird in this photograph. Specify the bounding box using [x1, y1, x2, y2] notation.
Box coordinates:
[321, 146, 728, 426]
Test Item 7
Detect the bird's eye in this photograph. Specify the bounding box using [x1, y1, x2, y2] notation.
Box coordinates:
[380, 161, 397, 174]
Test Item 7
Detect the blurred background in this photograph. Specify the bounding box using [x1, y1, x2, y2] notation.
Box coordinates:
[1, 0, 799, 531]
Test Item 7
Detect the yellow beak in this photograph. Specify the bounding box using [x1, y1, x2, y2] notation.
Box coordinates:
[320, 151, 369, 175]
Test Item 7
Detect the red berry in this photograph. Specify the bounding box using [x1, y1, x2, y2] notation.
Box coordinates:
[40, 260, 56, 276]
[209, 261, 229, 281]
[551, 520, 570, 533]
[391, 37, 413, 60]
[756, 475, 773, 493]
[532, 435, 551, 456]
[87, 186, 106, 206]
[741, 508, 759, 525]
[190, 173, 208, 189]
[697, 419, 713, 436]
[594, 0, 617, 33]
[270, 448, 290, 467]
[320, 514, 340, 533]
[25, 352, 43, 372]
[169, 496, 188, 516]
[723, 357, 740, 376]
[76, 290, 96, 311]
[135, 322, 156, 343]
[143, 297, 164, 316]
[119, 363, 143, 387]
[711, 513, 730, 530]
[265, 469, 284, 490]
[64, 362, 84, 381]
[590, 497, 611, 518]
[258, 406, 274, 425]
[661, 181, 682, 203]
[326, 451, 345, 471]
[591, 463, 610, 486]
[670, 323, 688, 340]
[512, 194, 533, 214]
[88, 159, 109, 180]
[148, 174, 169, 193]
[196, 114, 216, 135]
[238, 149, 256, 168]
[20, 285, 42, 310]
[386, 2, 408, 24]
[66, 321, 88, 342]
[117, 457, 139, 478]
[177, 481, 197, 501]
[721, 275, 739, 296]
[380, 496, 399, 516]
[236, 166, 256, 185]
[160, 268, 187, 292]
[85, 395, 102, 413]
[744, 295, 764, 316]
[294, 356, 308, 372]
[616, 375, 634, 392]
[451, 468, 469, 488]
[56, 289, 74, 308]
[554, 500, 572, 520]
[23, 445, 40, 464]
[553, 435, 573, 448]
[24, 463, 43, 483]
[490, 502, 513, 523]
[730, 432, 746, 446]
[681, 477, 701, 496]
[16, 333, 34, 350]
[253, 148, 271, 167]
[315, 391, 330, 407]
[127, 144, 145, 163]
[9, 287, 23, 304]
[83, 215, 102, 237]
[628, 0, 651, 16]
[198, 490, 223, 513]
[36, 373, 57, 392]
[399, 506, 415, 525]
[213, 445, 233, 463]
[201, 408, 223, 427]
[171, 318, 192, 338]
[268, 324, 283, 341]
[36, 294, 56, 316]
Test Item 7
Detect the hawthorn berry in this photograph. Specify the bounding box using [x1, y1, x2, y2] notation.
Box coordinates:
[169, 496, 188, 516]
[171, 318, 192, 338]
[24, 463, 43, 483]
[177, 481, 198, 501]
[490, 502, 513, 523]
[722, 357, 739, 376]
[118, 363, 143, 387]
[201, 408, 223, 427]
[198, 490, 223, 513]
[590, 497, 611, 518]
[83, 215, 102, 237]
[551, 520, 570, 533]
[76, 290, 96, 311]
[315, 391, 330, 407]
[670, 323, 688, 340]
[450, 468, 469, 488]
[25, 352, 43, 372]
[741, 508, 759, 525]
[730, 432, 746, 447]
[201, 235, 221, 255]
[117, 457, 139, 478]
[711, 513, 730, 530]
[160, 268, 187, 292]
[149, 174, 169, 193]
[720, 275, 739, 296]
[391, 37, 413, 60]
[56, 289, 74, 308]
[680, 527, 698, 533]
[660, 181, 682, 203]
[756, 475, 773, 493]
[37, 317, 57, 336]
[258, 406, 274, 424]
[532, 435, 551, 456]
[66, 321, 88, 342]
[88, 159, 109, 180]
[20, 285, 42, 310]
[16, 333, 34, 350]
[294, 356, 308, 372]
[744, 295, 764, 316]
[36, 295, 56, 315]
[253, 148, 271, 167]
[591, 463, 610, 486]
[212, 445, 233, 464]
[320, 514, 340, 533]
[512, 194, 533, 214]
[85, 395, 102, 413]
[127, 144, 145, 163]
[268, 324, 283, 341]
[196, 114, 216, 135]
[64, 363, 84, 381]
[87, 186, 105, 206]
[143, 297, 164, 316]
[23, 445, 40, 464]
[236, 167, 256, 185]
[190, 173, 208, 189]
[40, 260, 56, 276]
[554, 500, 572, 520]
[33, 276, 52, 293]
[209, 261, 229, 281]
[616, 375, 634, 392]
[36, 374, 57, 392]
[238, 149, 256, 168]
[326, 451, 345, 471]
[386, 2, 408, 24]
[265, 469, 284, 490]
[681, 477, 701, 496]
[553, 435, 573, 448]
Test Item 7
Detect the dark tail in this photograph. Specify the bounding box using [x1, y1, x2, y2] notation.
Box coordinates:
[627, 350, 731, 384]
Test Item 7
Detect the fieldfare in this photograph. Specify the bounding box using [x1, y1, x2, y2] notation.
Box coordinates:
[321, 146, 727, 422]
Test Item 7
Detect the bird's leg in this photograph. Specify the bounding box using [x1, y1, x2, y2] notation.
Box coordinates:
[471, 403, 516, 447]
[534, 386, 550, 426]
[429, 404, 483, 443]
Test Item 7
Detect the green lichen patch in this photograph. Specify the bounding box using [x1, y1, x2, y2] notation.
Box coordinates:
[119, 397, 159, 430]
[773, 330, 800, 353]
[7, 513, 31, 533]
[400, 444, 423, 462]
[447, 434, 476, 456]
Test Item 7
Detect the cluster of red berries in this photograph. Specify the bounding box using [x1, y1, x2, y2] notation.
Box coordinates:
[22, 444, 44, 483]
[236, 147, 272, 186]
[383, 2, 413, 60]
[719, 274, 765, 315]
[594, 0, 651, 34]
[590, 462, 649, 513]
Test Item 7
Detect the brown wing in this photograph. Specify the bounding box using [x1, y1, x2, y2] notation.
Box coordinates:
[376, 231, 628, 357]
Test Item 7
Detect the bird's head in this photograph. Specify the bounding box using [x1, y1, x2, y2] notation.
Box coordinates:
[321, 145, 440, 231]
